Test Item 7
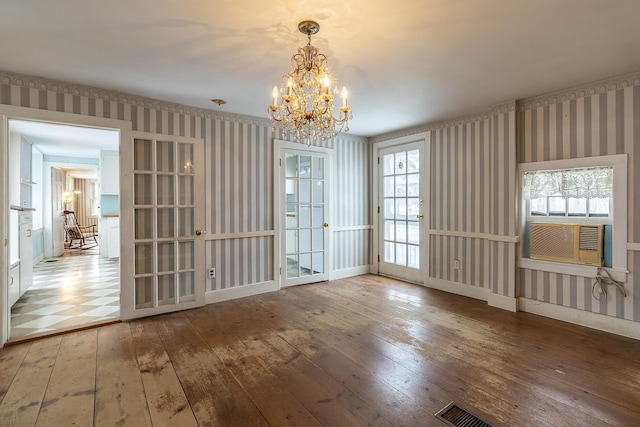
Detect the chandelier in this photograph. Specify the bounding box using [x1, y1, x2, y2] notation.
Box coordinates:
[268, 20, 353, 144]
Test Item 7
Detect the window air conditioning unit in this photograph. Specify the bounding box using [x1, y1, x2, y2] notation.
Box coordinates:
[529, 223, 603, 266]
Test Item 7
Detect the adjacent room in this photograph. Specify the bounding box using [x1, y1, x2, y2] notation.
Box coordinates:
[0, 1, 639, 426]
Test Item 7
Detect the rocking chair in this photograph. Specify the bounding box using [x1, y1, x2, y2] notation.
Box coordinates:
[64, 211, 98, 249]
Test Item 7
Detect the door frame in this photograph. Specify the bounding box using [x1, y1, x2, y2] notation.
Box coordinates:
[273, 139, 333, 288]
[0, 105, 131, 345]
[372, 131, 431, 283]
[119, 131, 207, 320]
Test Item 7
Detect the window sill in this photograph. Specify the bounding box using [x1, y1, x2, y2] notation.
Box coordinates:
[518, 258, 628, 283]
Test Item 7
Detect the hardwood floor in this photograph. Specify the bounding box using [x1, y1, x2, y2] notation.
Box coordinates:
[0, 274, 638, 426]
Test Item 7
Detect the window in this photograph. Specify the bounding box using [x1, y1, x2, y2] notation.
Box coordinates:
[519, 155, 627, 280]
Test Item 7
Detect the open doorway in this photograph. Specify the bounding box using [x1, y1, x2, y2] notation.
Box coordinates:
[7, 120, 120, 341]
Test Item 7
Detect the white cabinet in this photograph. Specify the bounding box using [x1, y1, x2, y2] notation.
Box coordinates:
[19, 212, 33, 296]
[100, 151, 119, 194]
[108, 218, 120, 259]
[9, 263, 20, 307]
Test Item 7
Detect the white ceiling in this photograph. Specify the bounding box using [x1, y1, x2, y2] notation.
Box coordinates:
[2, 1, 640, 137]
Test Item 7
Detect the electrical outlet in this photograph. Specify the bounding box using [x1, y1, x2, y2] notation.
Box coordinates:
[454, 259, 461, 270]
[208, 267, 216, 279]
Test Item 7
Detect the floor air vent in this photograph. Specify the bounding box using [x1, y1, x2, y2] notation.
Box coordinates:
[435, 402, 493, 427]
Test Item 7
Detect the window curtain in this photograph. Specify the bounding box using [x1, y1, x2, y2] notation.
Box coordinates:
[522, 166, 613, 200]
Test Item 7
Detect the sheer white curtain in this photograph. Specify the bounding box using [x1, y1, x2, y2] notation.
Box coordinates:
[522, 166, 613, 200]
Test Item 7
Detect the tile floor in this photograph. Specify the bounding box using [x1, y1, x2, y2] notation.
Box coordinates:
[10, 250, 120, 340]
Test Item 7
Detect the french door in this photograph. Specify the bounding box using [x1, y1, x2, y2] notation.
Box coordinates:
[278, 145, 331, 287]
[120, 133, 206, 319]
[378, 141, 427, 283]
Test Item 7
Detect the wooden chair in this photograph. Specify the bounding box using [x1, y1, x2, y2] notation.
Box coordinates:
[64, 211, 98, 249]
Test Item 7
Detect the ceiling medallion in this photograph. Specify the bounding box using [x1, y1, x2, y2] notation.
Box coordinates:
[268, 20, 353, 145]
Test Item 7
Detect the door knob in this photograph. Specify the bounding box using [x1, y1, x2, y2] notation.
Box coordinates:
[195, 229, 206, 236]
[323, 223, 329, 228]
[416, 214, 424, 219]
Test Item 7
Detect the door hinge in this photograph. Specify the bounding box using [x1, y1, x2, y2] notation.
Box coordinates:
[377, 157, 380, 164]
[280, 158, 282, 166]
[280, 267, 282, 275]
[378, 254, 380, 262]
[377, 206, 380, 214]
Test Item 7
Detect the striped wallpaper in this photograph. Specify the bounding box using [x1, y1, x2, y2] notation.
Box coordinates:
[0, 70, 371, 294]
[428, 104, 517, 298]
[518, 75, 640, 321]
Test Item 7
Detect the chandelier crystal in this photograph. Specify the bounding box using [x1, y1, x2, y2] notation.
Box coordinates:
[268, 21, 352, 145]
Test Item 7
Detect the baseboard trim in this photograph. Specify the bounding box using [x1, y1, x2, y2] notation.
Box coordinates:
[519, 298, 640, 340]
[424, 277, 490, 301]
[488, 293, 518, 312]
[205, 280, 278, 304]
[331, 265, 373, 280]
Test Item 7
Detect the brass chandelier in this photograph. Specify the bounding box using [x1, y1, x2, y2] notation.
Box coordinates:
[268, 20, 352, 144]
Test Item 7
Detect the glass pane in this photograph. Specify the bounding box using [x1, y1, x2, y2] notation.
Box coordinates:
[286, 179, 298, 202]
[157, 175, 175, 205]
[407, 173, 419, 197]
[286, 205, 298, 228]
[384, 220, 395, 241]
[300, 253, 311, 276]
[286, 230, 298, 254]
[312, 252, 324, 274]
[299, 205, 311, 228]
[549, 197, 565, 216]
[157, 242, 175, 272]
[312, 228, 323, 251]
[285, 155, 298, 178]
[407, 149, 419, 173]
[312, 205, 324, 228]
[300, 156, 311, 178]
[407, 198, 420, 218]
[568, 197, 587, 216]
[178, 241, 194, 270]
[299, 228, 311, 253]
[157, 208, 175, 238]
[157, 141, 175, 172]
[312, 157, 324, 179]
[299, 180, 311, 203]
[530, 197, 547, 216]
[395, 152, 406, 175]
[135, 277, 154, 309]
[395, 175, 406, 197]
[384, 199, 395, 219]
[134, 174, 153, 205]
[384, 176, 395, 197]
[407, 221, 420, 244]
[134, 139, 152, 171]
[178, 143, 194, 174]
[135, 243, 154, 275]
[407, 245, 420, 268]
[396, 198, 407, 220]
[158, 274, 175, 306]
[312, 180, 323, 203]
[396, 243, 407, 266]
[135, 208, 153, 239]
[286, 255, 299, 278]
[178, 208, 194, 237]
[179, 272, 195, 302]
[590, 197, 610, 217]
[384, 241, 395, 263]
[395, 221, 407, 243]
[383, 154, 395, 175]
[178, 176, 194, 205]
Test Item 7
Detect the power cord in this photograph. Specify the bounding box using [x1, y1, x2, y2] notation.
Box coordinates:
[592, 267, 627, 302]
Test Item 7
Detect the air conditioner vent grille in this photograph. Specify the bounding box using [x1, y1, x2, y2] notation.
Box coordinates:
[579, 226, 600, 251]
[530, 224, 574, 259]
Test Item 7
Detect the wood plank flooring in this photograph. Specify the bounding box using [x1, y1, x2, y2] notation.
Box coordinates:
[0, 274, 639, 426]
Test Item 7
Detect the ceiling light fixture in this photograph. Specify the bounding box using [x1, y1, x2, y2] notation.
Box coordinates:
[268, 20, 352, 145]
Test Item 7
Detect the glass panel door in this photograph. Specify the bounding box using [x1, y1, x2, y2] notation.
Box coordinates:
[121, 134, 205, 319]
[282, 150, 329, 287]
[379, 142, 425, 282]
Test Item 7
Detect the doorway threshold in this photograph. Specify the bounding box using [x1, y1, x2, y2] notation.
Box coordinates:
[4, 319, 121, 347]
